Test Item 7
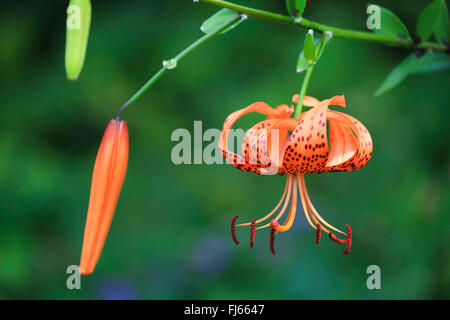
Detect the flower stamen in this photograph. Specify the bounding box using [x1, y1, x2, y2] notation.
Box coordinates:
[236, 176, 290, 227]
[231, 215, 239, 245]
[328, 233, 346, 243]
[270, 177, 298, 232]
[298, 175, 318, 230]
[329, 224, 352, 254]
[270, 228, 276, 255]
[343, 224, 352, 254]
[316, 223, 321, 244]
[250, 219, 256, 248]
[299, 175, 346, 235]
[255, 176, 293, 230]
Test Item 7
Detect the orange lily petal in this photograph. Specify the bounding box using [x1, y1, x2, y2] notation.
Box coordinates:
[325, 110, 373, 172]
[281, 99, 329, 173]
[241, 119, 289, 169]
[276, 95, 346, 174]
[326, 119, 358, 167]
[219, 102, 273, 173]
[80, 118, 129, 275]
[291, 94, 320, 107]
[219, 101, 292, 173]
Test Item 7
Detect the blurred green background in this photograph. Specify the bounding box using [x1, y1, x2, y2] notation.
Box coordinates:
[0, 0, 448, 299]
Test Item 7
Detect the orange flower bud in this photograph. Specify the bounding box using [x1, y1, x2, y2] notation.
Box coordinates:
[80, 118, 129, 275]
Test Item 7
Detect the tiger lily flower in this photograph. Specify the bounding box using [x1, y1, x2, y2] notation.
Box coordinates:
[80, 118, 129, 275]
[219, 94, 372, 254]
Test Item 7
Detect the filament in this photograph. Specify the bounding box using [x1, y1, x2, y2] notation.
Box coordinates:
[299, 175, 346, 235]
[298, 175, 317, 230]
[236, 175, 290, 227]
[270, 177, 298, 232]
[255, 175, 293, 230]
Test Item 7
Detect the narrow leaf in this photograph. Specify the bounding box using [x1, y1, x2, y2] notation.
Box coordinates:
[408, 52, 450, 73]
[375, 52, 450, 96]
[303, 30, 316, 62]
[200, 8, 242, 35]
[416, 0, 442, 41]
[368, 4, 410, 39]
[434, 0, 449, 42]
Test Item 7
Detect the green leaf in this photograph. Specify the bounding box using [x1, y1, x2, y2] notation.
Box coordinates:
[296, 50, 309, 73]
[368, 4, 410, 39]
[200, 8, 242, 35]
[297, 31, 331, 73]
[303, 30, 316, 62]
[434, 0, 450, 42]
[416, 0, 442, 41]
[375, 52, 450, 96]
[286, 0, 307, 18]
[408, 53, 450, 73]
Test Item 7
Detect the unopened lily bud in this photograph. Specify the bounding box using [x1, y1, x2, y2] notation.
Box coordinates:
[65, 0, 91, 80]
[80, 118, 129, 275]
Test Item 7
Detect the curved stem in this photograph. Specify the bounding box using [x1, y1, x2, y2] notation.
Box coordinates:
[294, 64, 315, 119]
[200, 0, 446, 52]
[115, 67, 165, 118]
[115, 13, 243, 118]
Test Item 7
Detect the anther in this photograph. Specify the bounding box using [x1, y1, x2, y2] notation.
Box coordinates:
[250, 219, 256, 248]
[328, 224, 352, 254]
[342, 224, 352, 254]
[315, 223, 321, 244]
[231, 215, 239, 245]
[270, 229, 276, 255]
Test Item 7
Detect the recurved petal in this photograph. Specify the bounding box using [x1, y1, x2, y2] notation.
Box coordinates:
[241, 119, 289, 169]
[326, 118, 358, 167]
[291, 94, 320, 107]
[324, 110, 372, 172]
[220, 102, 275, 134]
[259, 118, 299, 175]
[80, 118, 129, 275]
[219, 102, 278, 173]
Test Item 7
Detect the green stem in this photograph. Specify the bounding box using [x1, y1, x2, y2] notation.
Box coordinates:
[200, 0, 446, 52]
[115, 13, 242, 118]
[294, 64, 315, 119]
